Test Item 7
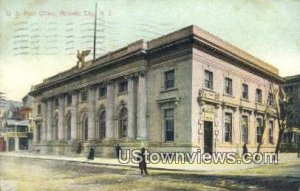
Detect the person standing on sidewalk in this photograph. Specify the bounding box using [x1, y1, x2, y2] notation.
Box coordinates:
[76, 142, 82, 154]
[138, 147, 148, 176]
[87, 146, 95, 160]
[115, 144, 122, 159]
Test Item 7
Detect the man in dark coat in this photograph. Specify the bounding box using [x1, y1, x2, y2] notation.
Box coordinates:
[115, 144, 122, 159]
[87, 147, 95, 160]
[138, 147, 148, 175]
[242, 143, 248, 159]
[76, 142, 82, 154]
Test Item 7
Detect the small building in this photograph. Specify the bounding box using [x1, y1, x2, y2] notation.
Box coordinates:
[0, 96, 34, 152]
[282, 75, 300, 152]
[0, 100, 23, 152]
[29, 25, 283, 157]
[3, 119, 30, 151]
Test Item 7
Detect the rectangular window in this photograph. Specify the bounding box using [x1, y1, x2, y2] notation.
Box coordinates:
[267, 93, 274, 106]
[255, 89, 262, 103]
[242, 84, 248, 100]
[164, 109, 174, 141]
[204, 70, 213, 90]
[164, 70, 175, 89]
[81, 91, 88, 102]
[99, 86, 107, 97]
[119, 80, 128, 93]
[54, 99, 59, 108]
[66, 95, 72, 106]
[224, 113, 232, 142]
[269, 121, 274, 144]
[241, 116, 248, 143]
[37, 104, 41, 115]
[224, 78, 232, 95]
[256, 118, 262, 143]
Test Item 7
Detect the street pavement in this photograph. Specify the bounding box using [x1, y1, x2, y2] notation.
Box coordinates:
[0, 151, 298, 174]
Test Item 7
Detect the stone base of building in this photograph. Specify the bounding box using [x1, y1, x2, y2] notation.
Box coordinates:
[32, 141, 277, 158]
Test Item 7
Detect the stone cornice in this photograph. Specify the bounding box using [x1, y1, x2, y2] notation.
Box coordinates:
[284, 75, 300, 83]
[30, 25, 283, 97]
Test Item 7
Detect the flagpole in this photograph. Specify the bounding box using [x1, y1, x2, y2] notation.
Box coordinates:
[93, 2, 98, 60]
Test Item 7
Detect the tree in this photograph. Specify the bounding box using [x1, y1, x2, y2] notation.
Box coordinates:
[256, 83, 275, 153]
[0, 91, 5, 100]
[273, 87, 300, 154]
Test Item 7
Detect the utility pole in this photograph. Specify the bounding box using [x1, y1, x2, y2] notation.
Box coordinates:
[93, 2, 98, 60]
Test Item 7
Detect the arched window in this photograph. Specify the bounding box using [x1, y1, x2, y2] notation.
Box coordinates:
[66, 115, 71, 141]
[99, 111, 106, 140]
[82, 114, 88, 141]
[119, 107, 128, 138]
[54, 114, 59, 140]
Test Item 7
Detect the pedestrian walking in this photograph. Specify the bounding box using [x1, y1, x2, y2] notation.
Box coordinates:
[87, 146, 95, 160]
[115, 144, 122, 159]
[76, 142, 82, 154]
[138, 147, 148, 176]
[242, 143, 248, 159]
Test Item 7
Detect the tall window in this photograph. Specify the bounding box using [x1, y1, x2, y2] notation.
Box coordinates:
[99, 86, 107, 98]
[82, 115, 88, 141]
[119, 80, 128, 93]
[81, 91, 88, 102]
[269, 121, 274, 144]
[99, 111, 106, 140]
[256, 118, 263, 143]
[242, 84, 249, 100]
[66, 95, 72, 106]
[224, 113, 232, 142]
[224, 78, 232, 95]
[37, 104, 41, 115]
[255, 89, 262, 103]
[241, 116, 248, 143]
[164, 70, 175, 89]
[37, 123, 41, 143]
[267, 93, 274, 106]
[54, 99, 59, 108]
[54, 115, 59, 140]
[164, 109, 174, 141]
[204, 70, 213, 90]
[66, 115, 71, 141]
[119, 108, 128, 138]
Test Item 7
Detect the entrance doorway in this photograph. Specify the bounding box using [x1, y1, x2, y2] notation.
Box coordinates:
[8, 138, 15, 151]
[19, 138, 28, 150]
[204, 121, 213, 154]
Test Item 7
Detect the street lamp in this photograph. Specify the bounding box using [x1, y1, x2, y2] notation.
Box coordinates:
[298, 133, 300, 158]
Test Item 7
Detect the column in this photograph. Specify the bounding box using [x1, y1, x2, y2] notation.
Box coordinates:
[127, 77, 136, 139]
[233, 109, 240, 144]
[58, 95, 64, 141]
[234, 109, 241, 155]
[88, 87, 96, 141]
[137, 73, 147, 139]
[46, 99, 53, 141]
[215, 105, 222, 152]
[15, 137, 19, 151]
[41, 101, 47, 142]
[249, 112, 255, 145]
[33, 122, 38, 144]
[71, 92, 78, 141]
[106, 82, 114, 139]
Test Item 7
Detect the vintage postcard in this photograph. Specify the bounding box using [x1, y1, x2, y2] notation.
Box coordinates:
[0, 0, 300, 190]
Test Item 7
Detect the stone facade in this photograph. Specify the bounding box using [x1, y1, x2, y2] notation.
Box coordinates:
[30, 25, 283, 157]
[282, 75, 300, 147]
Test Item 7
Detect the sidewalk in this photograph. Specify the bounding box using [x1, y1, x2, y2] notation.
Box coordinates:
[0, 152, 299, 174]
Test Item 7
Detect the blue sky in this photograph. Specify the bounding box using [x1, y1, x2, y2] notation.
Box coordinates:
[0, 0, 300, 101]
